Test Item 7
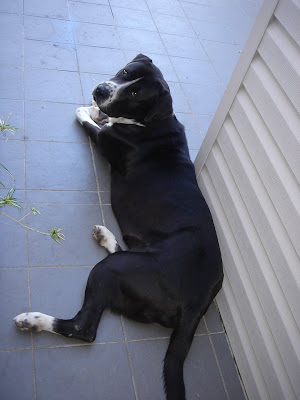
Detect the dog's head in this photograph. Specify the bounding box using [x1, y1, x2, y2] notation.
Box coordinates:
[92, 54, 173, 124]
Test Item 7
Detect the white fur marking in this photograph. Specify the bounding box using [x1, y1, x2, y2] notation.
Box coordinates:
[95, 77, 143, 108]
[107, 117, 145, 127]
[75, 106, 100, 128]
[93, 225, 118, 253]
[14, 312, 56, 333]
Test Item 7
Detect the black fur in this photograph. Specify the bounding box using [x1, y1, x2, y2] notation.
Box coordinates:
[55, 54, 223, 399]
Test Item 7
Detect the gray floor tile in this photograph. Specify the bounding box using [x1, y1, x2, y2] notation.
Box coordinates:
[163, 34, 208, 60]
[182, 83, 224, 114]
[0, 66, 23, 100]
[0, 197, 27, 267]
[110, 0, 148, 11]
[211, 333, 246, 399]
[100, 191, 111, 205]
[177, 112, 204, 149]
[24, 15, 74, 44]
[24, 0, 69, 19]
[73, 21, 120, 48]
[194, 113, 213, 136]
[0, 0, 22, 14]
[128, 335, 227, 400]
[0, 99, 24, 140]
[0, 13, 23, 39]
[168, 82, 191, 113]
[24, 39, 78, 71]
[117, 26, 167, 54]
[77, 45, 126, 74]
[190, 19, 236, 44]
[0, 37, 23, 67]
[204, 300, 224, 333]
[123, 316, 206, 341]
[226, 21, 254, 46]
[80, 72, 111, 104]
[146, 0, 185, 17]
[0, 350, 34, 400]
[125, 51, 178, 82]
[29, 266, 124, 346]
[201, 40, 241, 62]
[34, 344, 135, 400]
[72, 0, 109, 4]
[69, 1, 114, 24]
[24, 67, 82, 103]
[26, 190, 99, 204]
[24, 101, 88, 143]
[184, 336, 227, 399]
[0, 139, 25, 189]
[25, 141, 96, 190]
[237, 0, 263, 21]
[0, 268, 31, 349]
[189, 149, 198, 162]
[26, 202, 105, 266]
[171, 57, 221, 86]
[183, 2, 247, 25]
[111, 6, 157, 31]
[213, 58, 238, 86]
[124, 318, 172, 341]
[127, 338, 168, 400]
[152, 13, 196, 37]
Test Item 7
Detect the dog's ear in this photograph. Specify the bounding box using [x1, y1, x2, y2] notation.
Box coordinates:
[144, 81, 173, 123]
[131, 54, 153, 63]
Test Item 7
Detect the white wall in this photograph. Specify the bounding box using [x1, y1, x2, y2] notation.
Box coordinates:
[194, 0, 300, 398]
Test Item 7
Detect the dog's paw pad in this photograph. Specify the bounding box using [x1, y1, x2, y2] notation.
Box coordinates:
[92, 225, 118, 253]
[14, 313, 42, 332]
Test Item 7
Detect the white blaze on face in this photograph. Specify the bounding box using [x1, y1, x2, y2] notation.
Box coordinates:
[94, 77, 143, 108]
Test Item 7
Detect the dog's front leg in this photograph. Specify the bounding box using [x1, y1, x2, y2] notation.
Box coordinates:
[75, 106, 106, 144]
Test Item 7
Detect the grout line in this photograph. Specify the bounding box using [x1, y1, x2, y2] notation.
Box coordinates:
[0, 330, 217, 353]
[143, 0, 206, 145]
[67, 0, 105, 227]
[22, 3, 37, 398]
[120, 316, 139, 400]
[204, 317, 230, 400]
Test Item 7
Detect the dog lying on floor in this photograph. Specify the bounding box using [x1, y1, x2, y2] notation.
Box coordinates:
[14, 54, 223, 400]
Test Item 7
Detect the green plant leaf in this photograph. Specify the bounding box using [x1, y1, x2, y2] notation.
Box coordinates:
[0, 162, 15, 181]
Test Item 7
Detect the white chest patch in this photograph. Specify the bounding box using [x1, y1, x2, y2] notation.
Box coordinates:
[107, 117, 145, 127]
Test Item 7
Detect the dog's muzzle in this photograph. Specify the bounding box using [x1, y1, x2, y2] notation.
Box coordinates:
[92, 82, 112, 103]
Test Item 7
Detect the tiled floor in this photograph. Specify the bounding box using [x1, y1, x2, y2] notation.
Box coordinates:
[0, 0, 263, 399]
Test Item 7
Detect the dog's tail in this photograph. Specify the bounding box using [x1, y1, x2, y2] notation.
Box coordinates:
[163, 312, 201, 400]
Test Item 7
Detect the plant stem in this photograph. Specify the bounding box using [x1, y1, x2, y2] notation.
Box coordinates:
[18, 211, 32, 222]
[0, 210, 50, 236]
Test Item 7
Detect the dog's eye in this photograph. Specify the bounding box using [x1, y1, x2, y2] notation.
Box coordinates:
[123, 69, 128, 75]
[131, 91, 138, 98]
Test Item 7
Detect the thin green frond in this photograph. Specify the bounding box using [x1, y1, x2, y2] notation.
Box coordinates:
[0, 162, 15, 181]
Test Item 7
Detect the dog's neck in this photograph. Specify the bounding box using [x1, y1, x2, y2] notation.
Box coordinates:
[107, 117, 145, 127]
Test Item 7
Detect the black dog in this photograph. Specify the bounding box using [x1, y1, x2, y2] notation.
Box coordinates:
[14, 54, 223, 400]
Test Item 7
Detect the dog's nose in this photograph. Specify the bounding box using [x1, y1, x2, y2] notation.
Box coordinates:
[93, 85, 107, 99]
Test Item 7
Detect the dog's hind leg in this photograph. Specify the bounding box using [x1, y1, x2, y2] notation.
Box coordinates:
[163, 312, 202, 400]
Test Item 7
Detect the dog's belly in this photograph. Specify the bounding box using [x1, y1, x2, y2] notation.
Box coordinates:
[111, 173, 206, 245]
